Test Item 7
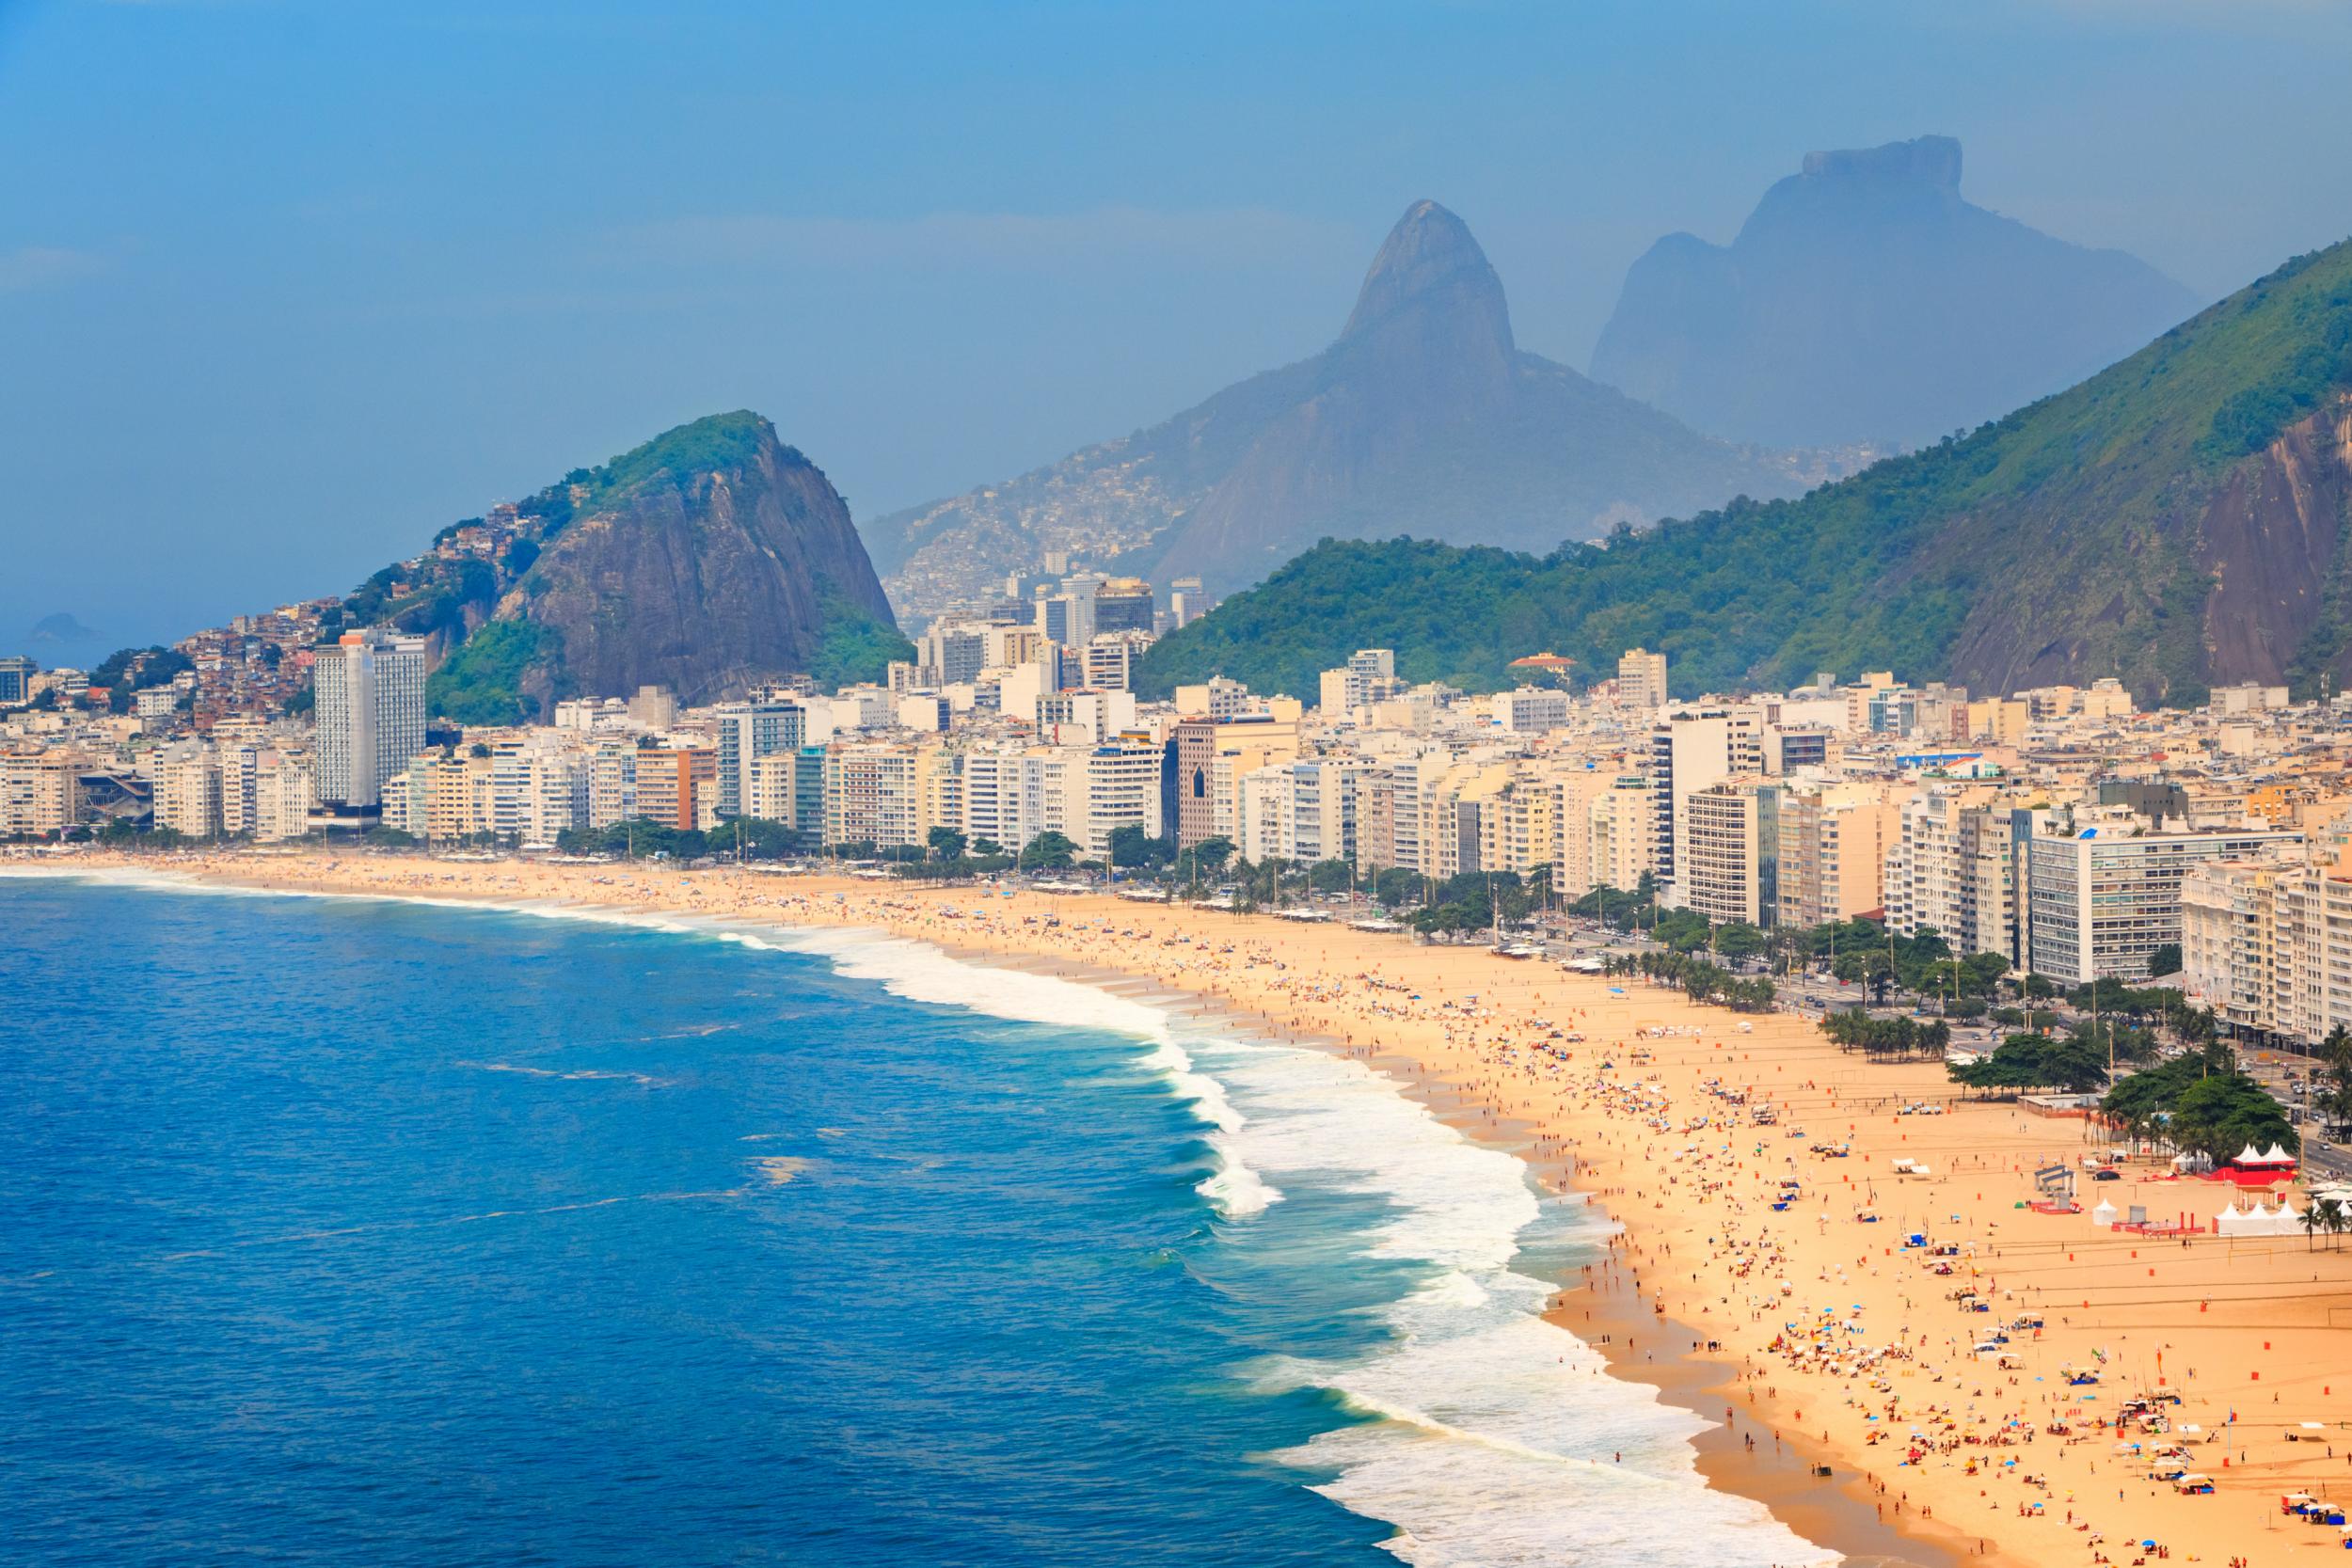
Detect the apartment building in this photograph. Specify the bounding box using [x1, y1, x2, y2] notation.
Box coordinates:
[312, 628, 426, 812]
[1587, 776, 1654, 895]
[1168, 713, 1299, 847]
[489, 743, 588, 847]
[1079, 740, 1166, 858]
[152, 744, 224, 838]
[1649, 706, 1760, 901]
[217, 746, 315, 843]
[1, 750, 82, 837]
[2026, 813, 2301, 984]
[713, 701, 808, 819]
[1495, 688, 1571, 735]
[1317, 649, 1399, 716]
[1775, 782, 1896, 929]
[1883, 784, 2018, 958]
[586, 742, 640, 829]
[1172, 677, 1252, 721]
[1617, 648, 1668, 712]
[823, 740, 933, 850]
[1481, 774, 1562, 878]
[636, 747, 717, 832]
[1683, 778, 1778, 927]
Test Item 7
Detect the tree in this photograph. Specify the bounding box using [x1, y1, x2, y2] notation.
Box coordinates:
[1106, 823, 1174, 870]
[1651, 908, 1712, 955]
[1948, 1032, 2106, 1097]
[1018, 831, 1076, 872]
[2167, 1071, 2296, 1164]
[2147, 942, 2183, 978]
[1870, 955, 1902, 1005]
[2318, 1023, 2352, 1138]
[927, 825, 968, 863]
[1714, 923, 1767, 963]
[721, 817, 802, 861]
[1178, 836, 1235, 885]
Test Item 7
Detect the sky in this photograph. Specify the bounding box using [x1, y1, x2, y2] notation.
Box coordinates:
[5, 0, 2351, 655]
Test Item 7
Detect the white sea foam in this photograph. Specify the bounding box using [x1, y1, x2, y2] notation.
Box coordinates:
[756, 926, 1283, 1217]
[1184, 1028, 1837, 1568]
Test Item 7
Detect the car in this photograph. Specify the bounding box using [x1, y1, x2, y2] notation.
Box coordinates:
[2092, 1167, 2122, 1181]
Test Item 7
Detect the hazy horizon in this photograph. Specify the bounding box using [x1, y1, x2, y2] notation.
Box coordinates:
[7, 0, 2352, 650]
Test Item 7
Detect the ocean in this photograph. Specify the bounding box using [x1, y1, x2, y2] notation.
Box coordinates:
[0, 873, 1830, 1567]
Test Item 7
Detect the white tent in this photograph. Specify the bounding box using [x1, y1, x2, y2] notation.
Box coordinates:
[2218, 1198, 2305, 1238]
[2262, 1143, 2295, 1165]
[2234, 1143, 2265, 1166]
[2090, 1199, 2119, 1229]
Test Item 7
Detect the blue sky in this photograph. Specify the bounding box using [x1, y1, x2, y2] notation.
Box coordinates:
[5, 0, 2350, 652]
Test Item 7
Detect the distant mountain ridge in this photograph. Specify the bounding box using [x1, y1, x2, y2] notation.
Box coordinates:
[1590, 135, 2202, 449]
[1139, 236, 2352, 707]
[869, 201, 1822, 622]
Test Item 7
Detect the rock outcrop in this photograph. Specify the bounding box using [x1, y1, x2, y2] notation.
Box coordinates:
[514, 416, 896, 706]
[373, 412, 905, 721]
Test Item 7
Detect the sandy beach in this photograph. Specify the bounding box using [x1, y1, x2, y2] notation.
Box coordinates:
[51, 847, 2352, 1568]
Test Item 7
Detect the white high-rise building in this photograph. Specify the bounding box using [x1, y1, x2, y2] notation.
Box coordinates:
[253, 755, 316, 843]
[713, 701, 808, 819]
[1648, 706, 1760, 903]
[313, 629, 427, 811]
[1618, 648, 1669, 712]
[2026, 813, 2300, 984]
[0, 751, 82, 838]
[152, 744, 224, 839]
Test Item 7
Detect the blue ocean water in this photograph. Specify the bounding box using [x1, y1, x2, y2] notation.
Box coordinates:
[0, 873, 1831, 1568]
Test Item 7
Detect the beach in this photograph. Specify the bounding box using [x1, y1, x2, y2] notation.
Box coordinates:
[53, 847, 2352, 1568]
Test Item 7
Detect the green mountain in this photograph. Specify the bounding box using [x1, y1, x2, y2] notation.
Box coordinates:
[1137, 238, 2352, 706]
[331, 412, 907, 722]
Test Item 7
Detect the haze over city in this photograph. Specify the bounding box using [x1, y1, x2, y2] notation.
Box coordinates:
[7, 0, 2352, 646]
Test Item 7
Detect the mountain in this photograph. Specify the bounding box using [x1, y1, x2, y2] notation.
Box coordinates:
[1138, 237, 2352, 707]
[26, 612, 100, 645]
[350, 413, 905, 722]
[1589, 135, 2202, 450]
[868, 200, 1820, 622]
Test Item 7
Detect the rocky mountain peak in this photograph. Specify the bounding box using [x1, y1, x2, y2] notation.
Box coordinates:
[1339, 198, 1514, 356]
[1800, 135, 1962, 189]
[1591, 134, 2196, 449]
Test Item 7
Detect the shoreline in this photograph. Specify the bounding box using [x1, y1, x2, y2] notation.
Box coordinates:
[21, 847, 2352, 1567]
